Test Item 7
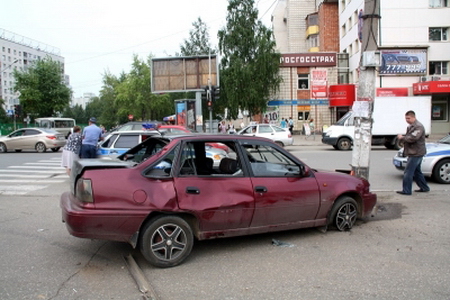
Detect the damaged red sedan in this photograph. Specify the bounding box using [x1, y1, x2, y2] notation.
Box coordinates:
[60, 134, 376, 268]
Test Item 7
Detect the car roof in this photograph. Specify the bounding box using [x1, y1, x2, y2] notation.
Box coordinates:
[149, 133, 273, 143]
[109, 130, 162, 135]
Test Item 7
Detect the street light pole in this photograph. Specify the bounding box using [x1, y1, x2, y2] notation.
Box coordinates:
[351, 0, 380, 180]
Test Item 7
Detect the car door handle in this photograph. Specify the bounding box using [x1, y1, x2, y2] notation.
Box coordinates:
[255, 186, 267, 193]
[186, 186, 200, 194]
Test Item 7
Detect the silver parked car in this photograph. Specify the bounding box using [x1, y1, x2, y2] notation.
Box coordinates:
[393, 135, 450, 184]
[0, 128, 66, 153]
[237, 124, 293, 147]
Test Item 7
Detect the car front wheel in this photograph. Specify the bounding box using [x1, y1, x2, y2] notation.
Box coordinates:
[329, 196, 358, 231]
[432, 159, 450, 184]
[140, 215, 194, 268]
[336, 138, 352, 150]
[35, 142, 47, 153]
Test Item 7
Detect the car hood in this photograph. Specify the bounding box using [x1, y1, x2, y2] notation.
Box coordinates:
[424, 142, 450, 156]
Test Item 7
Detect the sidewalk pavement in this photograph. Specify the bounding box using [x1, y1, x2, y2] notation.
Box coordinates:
[290, 133, 446, 147]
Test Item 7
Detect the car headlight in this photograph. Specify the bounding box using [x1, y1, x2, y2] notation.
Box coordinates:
[76, 178, 94, 203]
[397, 149, 405, 157]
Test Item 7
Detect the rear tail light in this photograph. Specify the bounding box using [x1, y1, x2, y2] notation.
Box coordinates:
[46, 135, 57, 139]
[75, 178, 94, 203]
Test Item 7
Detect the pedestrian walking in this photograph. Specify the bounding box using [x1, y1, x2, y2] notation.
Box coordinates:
[396, 110, 430, 195]
[219, 121, 227, 134]
[61, 126, 82, 175]
[80, 117, 103, 158]
[288, 117, 294, 135]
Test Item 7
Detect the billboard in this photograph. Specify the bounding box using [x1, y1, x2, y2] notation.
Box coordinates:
[310, 69, 328, 98]
[379, 49, 427, 75]
[152, 55, 217, 93]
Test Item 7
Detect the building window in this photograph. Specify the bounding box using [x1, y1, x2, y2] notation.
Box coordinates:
[307, 35, 319, 49]
[429, 61, 448, 75]
[429, 27, 448, 41]
[429, 0, 449, 7]
[298, 74, 309, 90]
[432, 100, 448, 121]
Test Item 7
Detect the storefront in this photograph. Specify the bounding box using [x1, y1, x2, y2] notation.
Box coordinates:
[328, 84, 356, 123]
[413, 81, 450, 135]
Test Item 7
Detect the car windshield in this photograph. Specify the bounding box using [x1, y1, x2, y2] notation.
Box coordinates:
[437, 135, 450, 145]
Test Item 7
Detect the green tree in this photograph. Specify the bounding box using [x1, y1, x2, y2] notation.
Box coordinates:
[218, 0, 282, 119]
[180, 17, 215, 56]
[116, 55, 173, 122]
[13, 57, 72, 117]
[0, 98, 10, 124]
[62, 104, 86, 125]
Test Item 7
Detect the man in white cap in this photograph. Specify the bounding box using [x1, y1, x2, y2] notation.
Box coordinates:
[80, 117, 103, 158]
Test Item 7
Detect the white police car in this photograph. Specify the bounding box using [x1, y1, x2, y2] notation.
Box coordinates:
[98, 130, 161, 158]
[393, 135, 450, 184]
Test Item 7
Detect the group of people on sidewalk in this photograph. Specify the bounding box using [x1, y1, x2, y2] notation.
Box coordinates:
[60, 117, 104, 175]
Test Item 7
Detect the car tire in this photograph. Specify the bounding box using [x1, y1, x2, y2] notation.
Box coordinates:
[140, 215, 194, 268]
[275, 141, 284, 147]
[329, 196, 358, 231]
[432, 159, 450, 184]
[336, 138, 352, 150]
[35, 142, 47, 153]
[393, 137, 403, 150]
[51, 147, 61, 152]
[0, 142, 7, 153]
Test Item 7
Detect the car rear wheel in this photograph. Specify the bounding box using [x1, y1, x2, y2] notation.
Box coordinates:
[329, 196, 358, 231]
[0, 142, 7, 153]
[336, 138, 352, 150]
[275, 141, 284, 147]
[432, 159, 450, 184]
[35, 142, 46, 153]
[51, 147, 61, 152]
[140, 215, 194, 268]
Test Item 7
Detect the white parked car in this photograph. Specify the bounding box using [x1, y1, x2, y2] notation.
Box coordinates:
[392, 135, 450, 184]
[237, 124, 293, 147]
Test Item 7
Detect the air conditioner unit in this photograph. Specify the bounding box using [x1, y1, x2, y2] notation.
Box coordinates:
[431, 76, 441, 81]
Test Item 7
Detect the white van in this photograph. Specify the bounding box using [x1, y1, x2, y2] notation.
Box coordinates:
[35, 117, 76, 138]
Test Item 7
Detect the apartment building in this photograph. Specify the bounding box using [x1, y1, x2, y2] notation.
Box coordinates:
[0, 29, 67, 115]
[271, 0, 450, 134]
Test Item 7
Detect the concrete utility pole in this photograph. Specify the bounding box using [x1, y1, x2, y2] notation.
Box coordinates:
[351, 0, 380, 180]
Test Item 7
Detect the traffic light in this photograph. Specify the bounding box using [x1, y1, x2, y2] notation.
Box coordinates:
[211, 86, 220, 102]
[201, 86, 209, 102]
[16, 105, 22, 117]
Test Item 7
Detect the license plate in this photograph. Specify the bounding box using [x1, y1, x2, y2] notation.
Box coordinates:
[394, 160, 402, 167]
[58, 136, 65, 140]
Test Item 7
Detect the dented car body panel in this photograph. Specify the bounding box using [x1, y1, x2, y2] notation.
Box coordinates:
[60, 134, 376, 266]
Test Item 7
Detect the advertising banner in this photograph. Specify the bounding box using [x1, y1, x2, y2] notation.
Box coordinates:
[376, 87, 409, 97]
[379, 49, 427, 75]
[311, 69, 328, 98]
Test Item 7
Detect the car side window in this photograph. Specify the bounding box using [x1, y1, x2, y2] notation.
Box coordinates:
[101, 134, 119, 148]
[11, 130, 25, 137]
[145, 147, 177, 177]
[259, 126, 272, 133]
[242, 143, 300, 177]
[178, 141, 243, 177]
[24, 129, 39, 136]
[115, 135, 139, 148]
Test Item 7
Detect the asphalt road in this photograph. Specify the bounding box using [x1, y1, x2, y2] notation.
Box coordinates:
[0, 146, 449, 300]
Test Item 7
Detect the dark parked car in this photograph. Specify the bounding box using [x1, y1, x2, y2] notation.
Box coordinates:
[60, 134, 377, 267]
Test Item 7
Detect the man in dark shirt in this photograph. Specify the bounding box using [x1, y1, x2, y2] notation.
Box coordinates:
[396, 110, 430, 195]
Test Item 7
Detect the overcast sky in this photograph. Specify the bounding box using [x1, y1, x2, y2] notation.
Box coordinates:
[3, 0, 277, 98]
